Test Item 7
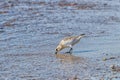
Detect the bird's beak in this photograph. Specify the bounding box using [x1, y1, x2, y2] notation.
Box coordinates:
[55, 51, 57, 54]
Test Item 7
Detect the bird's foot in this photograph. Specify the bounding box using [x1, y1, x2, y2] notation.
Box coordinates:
[65, 51, 72, 54]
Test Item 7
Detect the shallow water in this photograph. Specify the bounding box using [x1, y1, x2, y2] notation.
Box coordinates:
[0, 0, 120, 79]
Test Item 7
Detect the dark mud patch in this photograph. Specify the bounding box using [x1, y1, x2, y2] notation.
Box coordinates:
[58, 1, 97, 10]
[0, 11, 9, 14]
[58, 2, 78, 7]
[76, 3, 96, 10]
[3, 18, 16, 27]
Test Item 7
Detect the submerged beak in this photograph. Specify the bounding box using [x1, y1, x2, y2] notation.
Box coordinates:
[55, 48, 58, 54]
[55, 51, 57, 54]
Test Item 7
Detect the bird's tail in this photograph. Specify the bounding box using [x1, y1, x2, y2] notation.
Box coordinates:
[80, 34, 85, 36]
[78, 34, 85, 39]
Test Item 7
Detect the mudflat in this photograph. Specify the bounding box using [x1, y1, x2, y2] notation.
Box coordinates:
[0, 0, 120, 80]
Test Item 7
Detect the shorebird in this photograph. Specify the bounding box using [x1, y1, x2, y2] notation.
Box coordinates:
[55, 34, 85, 54]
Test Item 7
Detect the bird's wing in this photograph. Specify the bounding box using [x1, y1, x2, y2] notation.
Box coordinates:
[59, 36, 77, 46]
[63, 36, 76, 41]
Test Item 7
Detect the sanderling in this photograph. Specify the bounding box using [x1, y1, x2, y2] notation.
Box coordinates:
[55, 34, 85, 54]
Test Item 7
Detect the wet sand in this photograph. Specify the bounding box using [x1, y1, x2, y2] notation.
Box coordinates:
[0, 0, 120, 80]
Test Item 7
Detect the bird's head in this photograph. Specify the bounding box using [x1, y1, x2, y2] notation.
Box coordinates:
[55, 45, 63, 54]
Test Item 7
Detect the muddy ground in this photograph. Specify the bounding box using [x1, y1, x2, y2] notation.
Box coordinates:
[0, 0, 120, 80]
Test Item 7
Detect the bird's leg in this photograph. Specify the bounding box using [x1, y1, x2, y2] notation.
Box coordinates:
[69, 48, 73, 54]
[65, 45, 73, 54]
[66, 48, 73, 54]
